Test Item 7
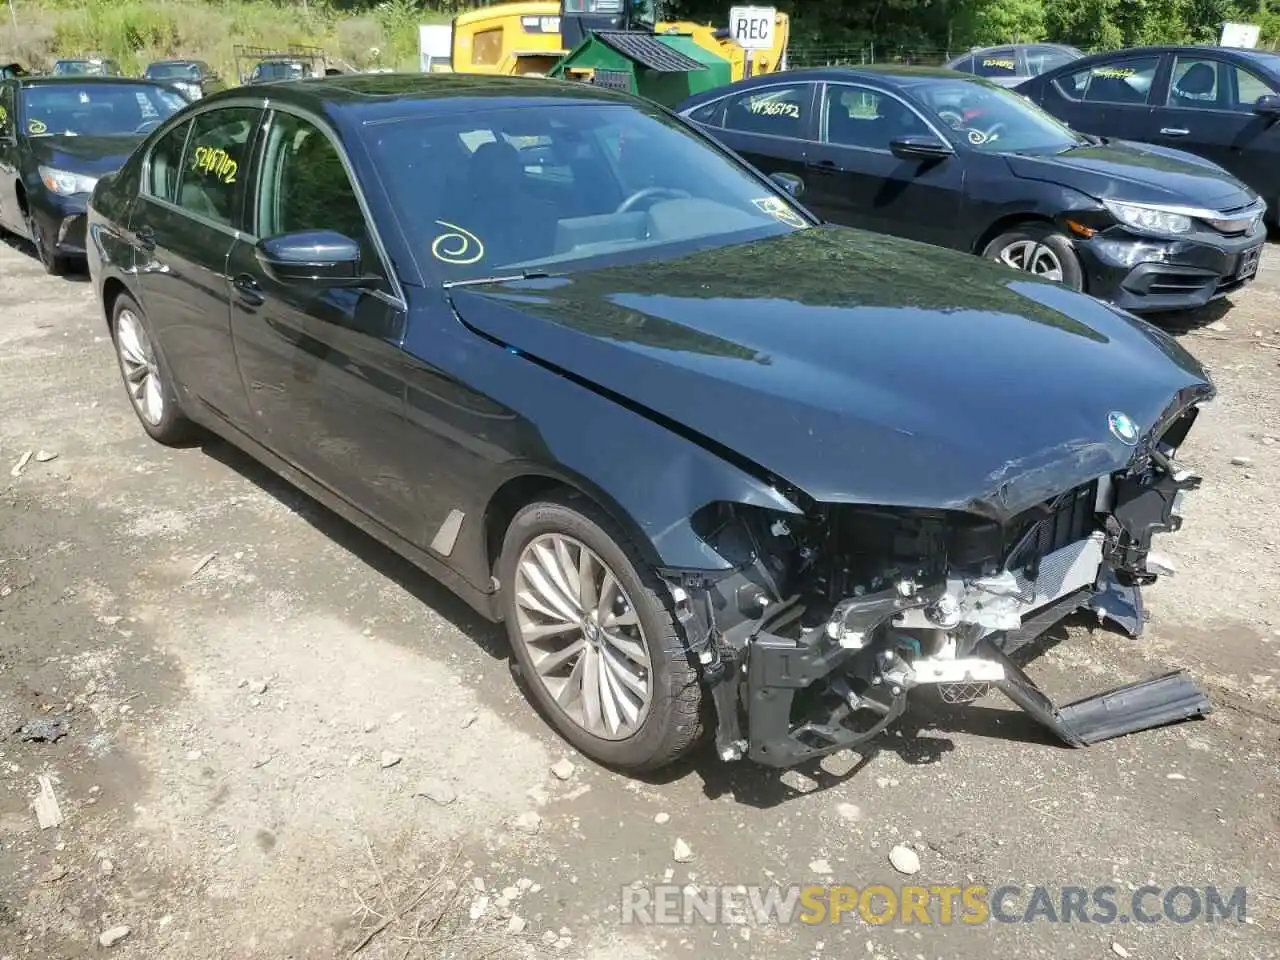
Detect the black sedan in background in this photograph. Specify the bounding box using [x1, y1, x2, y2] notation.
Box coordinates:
[677, 66, 1267, 313]
[945, 43, 1083, 87]
[86, 75, 1215, 772]
[1015, 46, 1280, 218]
[0, 76, 187, 273]
[144, 59, 228, 101]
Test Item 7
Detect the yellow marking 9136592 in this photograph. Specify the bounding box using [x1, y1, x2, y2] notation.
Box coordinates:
[191, 145, 238, 184]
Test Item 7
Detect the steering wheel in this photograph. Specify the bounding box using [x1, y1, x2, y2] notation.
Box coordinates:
[614, 186, 691, 214]
[133, 118, 163, 134]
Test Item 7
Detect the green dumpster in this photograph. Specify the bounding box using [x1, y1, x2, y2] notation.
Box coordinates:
[548, 29, 731, 108]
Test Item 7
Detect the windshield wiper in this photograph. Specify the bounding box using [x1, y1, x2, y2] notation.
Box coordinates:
[442, 269, 556, 290]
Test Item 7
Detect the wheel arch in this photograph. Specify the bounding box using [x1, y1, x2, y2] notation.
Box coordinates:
[101, 276, 130, 330]
[972, 211, 1057, 255]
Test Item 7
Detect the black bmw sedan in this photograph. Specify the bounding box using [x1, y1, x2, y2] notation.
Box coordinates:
[88, 74, 1215, 772]
[0, 75, 188, 274]
[677, 66, 1267, 313]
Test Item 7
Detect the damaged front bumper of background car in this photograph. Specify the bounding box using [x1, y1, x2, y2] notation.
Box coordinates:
[661, 398, 1214, 768]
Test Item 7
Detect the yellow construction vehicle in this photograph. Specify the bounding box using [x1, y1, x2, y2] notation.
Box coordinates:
[444, 0, 788, 80]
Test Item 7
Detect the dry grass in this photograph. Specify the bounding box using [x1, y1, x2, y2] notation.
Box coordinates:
[344, 839, 544, 960]
[0, 0, 448, 76]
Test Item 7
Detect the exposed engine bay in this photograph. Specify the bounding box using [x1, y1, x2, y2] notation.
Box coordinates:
[662, 403, 1212, 767]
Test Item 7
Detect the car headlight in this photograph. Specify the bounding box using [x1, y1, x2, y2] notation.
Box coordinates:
[38, 165, 99, 196]
[1102, 199, 1193, 237]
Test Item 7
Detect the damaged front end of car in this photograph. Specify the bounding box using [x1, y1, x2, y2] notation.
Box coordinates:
[661, 398, 1213, 768]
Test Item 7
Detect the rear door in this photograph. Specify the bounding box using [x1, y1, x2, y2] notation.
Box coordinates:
[130, 104, 263, 428]
[1031, 53, 1165, 143]
[684, 81, 815, 188]
[1152, 53, 1280, 200]
[226, 106, 419, 535]
[802, 81, 964, 247]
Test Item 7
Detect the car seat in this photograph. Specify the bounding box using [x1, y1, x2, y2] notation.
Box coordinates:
[450, 139, 557, 265]
[1171, 62, 1217, 106]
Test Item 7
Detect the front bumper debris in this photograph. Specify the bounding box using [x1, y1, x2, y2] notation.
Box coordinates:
[682, 416, 1214, 768]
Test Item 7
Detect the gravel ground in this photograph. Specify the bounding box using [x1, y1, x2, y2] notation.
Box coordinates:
[1, 231, 1277, 960]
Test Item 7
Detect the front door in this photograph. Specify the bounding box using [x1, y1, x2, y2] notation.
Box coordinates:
[1152, 53, 1280, 202]
[803, 82, 964, 247]
[129, 105, 262, 428]
[228, 107, 420, 536]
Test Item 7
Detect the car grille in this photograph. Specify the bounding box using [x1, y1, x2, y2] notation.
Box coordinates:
[1205, 199, 1265, 236]
[1006, 480, 1100, 578]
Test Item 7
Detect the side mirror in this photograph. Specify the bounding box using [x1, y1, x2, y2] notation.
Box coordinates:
[890, 134, 953, 161]
[255, 230, 371, 286]
[1253, 94, 1280, 117]
[769, 171, 804, 198]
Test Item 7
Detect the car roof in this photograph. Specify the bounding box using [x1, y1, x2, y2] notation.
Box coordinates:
[680, 63, 1006, 102]
[15, 76, 171, 89]
[1050, 44, 1280, 71]
[198, 72, 643, 123]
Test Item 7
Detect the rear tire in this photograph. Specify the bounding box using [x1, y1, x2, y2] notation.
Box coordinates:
[981, 223, 1084, 291]
[498, 494, 704, 771]
[109, 293, 196, 446]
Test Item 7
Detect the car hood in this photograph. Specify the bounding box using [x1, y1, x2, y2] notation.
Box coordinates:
[23, 135, 142, 177]
[447, 227, 1213, 521]
[1005, 139, 1255, 209]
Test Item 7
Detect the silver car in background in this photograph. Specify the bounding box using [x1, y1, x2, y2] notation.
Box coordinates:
[945, 43, 1083, 87]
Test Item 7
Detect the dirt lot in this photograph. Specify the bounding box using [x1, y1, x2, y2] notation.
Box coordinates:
[1, 231, 1278, 960]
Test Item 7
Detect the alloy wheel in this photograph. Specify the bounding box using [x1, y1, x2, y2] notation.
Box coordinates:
[512, 533, 652, 740]
[996, 239, 1064, 282]
[115, 309, 165, 426]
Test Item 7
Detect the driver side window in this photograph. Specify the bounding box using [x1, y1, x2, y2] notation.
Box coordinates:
[822, 84, 931, 150]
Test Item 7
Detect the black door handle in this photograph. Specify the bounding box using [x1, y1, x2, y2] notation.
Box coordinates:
[809, 160, 839, 175]
[233, 273, 265, 306]
[134, 226, 156, 250]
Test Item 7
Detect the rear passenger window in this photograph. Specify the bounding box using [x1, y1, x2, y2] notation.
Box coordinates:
[1057, 57, 1159, 104]
[722, 84, 810, 139]
[973, 50, 1018, 78]
[147, 119, 190, 203]
[175, 107, 259, 228]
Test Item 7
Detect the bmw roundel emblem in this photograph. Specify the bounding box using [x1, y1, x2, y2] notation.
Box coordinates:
[1107, 411, 1139, 446]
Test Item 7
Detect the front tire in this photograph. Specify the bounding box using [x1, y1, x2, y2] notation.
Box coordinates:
[26, 214, 71, 276]
[498, 495, 704, 771]
[110, 293, 195, 445]
[981, 223, 1084, 291]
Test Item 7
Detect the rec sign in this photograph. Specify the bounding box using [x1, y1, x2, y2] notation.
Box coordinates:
[728, 6, 776, 51]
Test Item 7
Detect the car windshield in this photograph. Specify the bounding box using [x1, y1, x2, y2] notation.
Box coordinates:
[367, 101, 808, 281]
[54, 61, 103, 76]
[911, 78, 1084, 152]
[20, 83, 187, 138]
[146, 63, 199, 80]
[254, 61, 308, 80]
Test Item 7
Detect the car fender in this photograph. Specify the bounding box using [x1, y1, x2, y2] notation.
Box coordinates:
[965, 173, 1100, 252]
[402, 305, 806, 592]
